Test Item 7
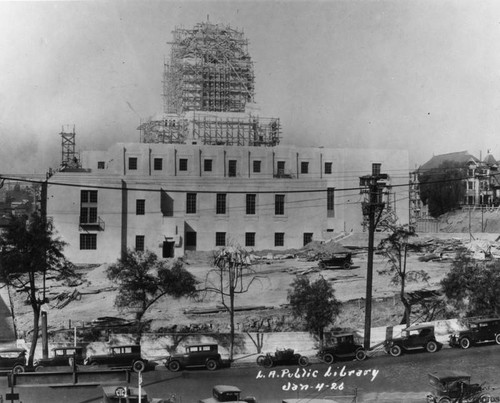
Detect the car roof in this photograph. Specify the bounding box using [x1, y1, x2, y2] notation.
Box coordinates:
[428, 371, 471, 382]
[188, 343, 218, 347]
[53, 346, 83, 350]
[213, 385, 241, 393]
[332, 332, 355, 338]
[406, 323, 434, 330]
[0, 348, 26, 353]
[469, 318, 500, 324]
[109, 344, 139, 348]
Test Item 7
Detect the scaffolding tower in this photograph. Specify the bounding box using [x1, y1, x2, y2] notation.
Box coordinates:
[60, 125, 81, 170]
[140, 21, 280, 146]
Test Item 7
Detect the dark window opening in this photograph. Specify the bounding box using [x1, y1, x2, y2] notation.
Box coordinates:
[253, 160, 261, 173]
[97, 161, 105, 169]
[215, 232, 226, 247]
[80, 234, 97, 250]
[303, 233, 313, 246]
[228, 160, 237, 177]
[275, 194, 285, 215]
[129, 157, 138, 170]
[136, 199, 145, 215]
[275, 232, 284, 247]
[325, 162, 332, 174]
[246, 194, 256, 215]
[204, 159, 213, 172]
[186, 193, 197, 214]
[179, 158, 188, 171]
[245, 232, 255, 247]
[216, 194, 227, 214]
[154, 158, 163, 171]
[327, 188, 335, 218]
[135, 235, 145, 251]
[301, 161, 309, 174]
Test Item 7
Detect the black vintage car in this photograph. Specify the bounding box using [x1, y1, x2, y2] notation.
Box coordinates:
[84, 345, 146, 372]
[166, 344, 223, 372]
[318, 253, 353, 270]
[0, 348, 26, 373]
[317, 333, 367, 363]
[449, 318, 500, 349]
[256, 348, 309, 368]
[426, 371, 491, 403]
[385, 324, 441, 357]
[199, 385, 256, 403]
[34, 346, 85, 371]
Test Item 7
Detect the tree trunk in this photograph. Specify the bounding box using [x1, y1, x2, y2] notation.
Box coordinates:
[29, 303, 41, 367]
[229, 285, 235, 361]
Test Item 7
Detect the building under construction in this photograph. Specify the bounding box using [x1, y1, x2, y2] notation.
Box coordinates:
[139, 21, 280, 146]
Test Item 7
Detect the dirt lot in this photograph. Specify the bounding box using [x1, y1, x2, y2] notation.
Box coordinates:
[9, 231, 463, 339]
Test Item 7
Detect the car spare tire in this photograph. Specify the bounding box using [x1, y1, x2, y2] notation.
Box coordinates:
[133, 360, 145, 373]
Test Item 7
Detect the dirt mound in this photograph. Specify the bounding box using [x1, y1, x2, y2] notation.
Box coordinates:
[439, 209, 500, 233]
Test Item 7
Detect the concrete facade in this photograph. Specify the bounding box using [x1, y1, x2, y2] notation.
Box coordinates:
[46, 143, 409, 264]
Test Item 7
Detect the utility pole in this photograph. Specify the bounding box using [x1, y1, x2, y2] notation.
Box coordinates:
[360, 165, 387, 350]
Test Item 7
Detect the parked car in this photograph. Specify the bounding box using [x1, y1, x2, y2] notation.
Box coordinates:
[426, 371, 491, 403]
[166, 344, 223, 372]
[34, 346, 85, 371]
[317, 332, 367, 363]
[84, 345, 146, 372]
[318, 253, 353, 270]
[384, 324, 441, 357]
[102, 385, 175, 403]
[449, 318, 500, 349]
[256, 348, 309, 368]
[199, 385, 256, 403]
[0, 348, 26, 373]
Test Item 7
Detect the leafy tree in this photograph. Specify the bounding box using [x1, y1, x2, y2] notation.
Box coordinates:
[106, 249, 197, 325]
[418, 160, 466, 217]
[288, 276, 341, 343]
[204, 245, 262, 360]
[0, 212, 73, 367]
[441, 252, 500, 317]
[378, 224, 430, 326]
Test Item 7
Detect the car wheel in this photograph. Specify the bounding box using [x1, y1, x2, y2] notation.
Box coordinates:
[168, 361, 181, 372]
[322, 353, 334, 364]
[298, 356, 309, 367]
[34, 365, 44, 372]
[389, 345, 402, 357]
[438, 398, 451, 403]
[355, 349, 367, 361]
[479, 394, 491, 403]
[256, 355, 266, 366]
[205, 359, 218, 371]
[426, 341, 438, 353]
[495, 334, 500, 345]
[343, 262, 352, 270]
[460, 337, 471, 349]
[89, 361, 99, 367]
[319, 262, 326, 269]
[12, 365, 24, 374]
[133, 360, 145, 373]
[263, 356, 274, 368]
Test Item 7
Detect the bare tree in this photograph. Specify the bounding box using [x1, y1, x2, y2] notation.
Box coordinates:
[378, 224, 430, 326]
[203, 245, 263, 360]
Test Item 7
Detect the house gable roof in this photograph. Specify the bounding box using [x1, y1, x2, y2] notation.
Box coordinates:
[419, 151, 478, 171]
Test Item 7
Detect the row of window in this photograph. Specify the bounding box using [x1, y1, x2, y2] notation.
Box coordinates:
[82, 189, 336, 219]
[79, 232, 314, 250]
[122, 157, 335, 176]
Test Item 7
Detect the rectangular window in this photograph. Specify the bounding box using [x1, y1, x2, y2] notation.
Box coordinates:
[136, 199, 145, 215]
[325, 162, 332, 174]
[277, 161, 285, 176]
[216, 193, 227, 214]
[275, 194, 285, 215]
[274, 232, 284, 247]
[303, 233, 313, 246]
[204, 159, 213, 172]
[228, 160, 237, 177]
[246, 194, 256, 215]
[245, 232, 256, 247]
[185, 231, 197, 247]
[179, 158, 188, 171]
[80, 234, 97, 250]
[153, 158, 163, 171]
[327, 188, 335, 218]
[80, 190, 98, 223]
[372, 163, 381, 176]
[215, 232, 226, 247]
[135, 235, 145, 252]
[301, 161, 309, 174]
[253, 160, 261, 173]
[97, 161, 105, 169]
[186, 193, 197, 214]
[129, 157, 137, 170]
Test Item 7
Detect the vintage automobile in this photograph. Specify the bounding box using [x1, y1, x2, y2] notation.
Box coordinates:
[384, 324, 441, 357]
[102, 385, 175, 403]
[199, 385, 256, 403]
[256, 348, 309, 368]
[0, 348, 26, 373]
[317, 332, 367, 363]
[166, 344, 223, 372]
[426, 371, 491, 403]
[84, 344, 147, 372]
[449, 318, 500, 349]
[318, 253, 353, 270]
[34, 346, 85, 371]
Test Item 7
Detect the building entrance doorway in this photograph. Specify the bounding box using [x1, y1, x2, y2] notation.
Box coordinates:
[162, 241, 175, 258]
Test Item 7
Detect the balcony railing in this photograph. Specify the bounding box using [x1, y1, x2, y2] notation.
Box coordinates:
[79, 216, 105, 231]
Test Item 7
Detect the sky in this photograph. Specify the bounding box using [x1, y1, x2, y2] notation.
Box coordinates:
[2, 0, 500, 174]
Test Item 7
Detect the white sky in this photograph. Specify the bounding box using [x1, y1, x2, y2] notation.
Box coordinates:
[2, 0, 500, 173]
